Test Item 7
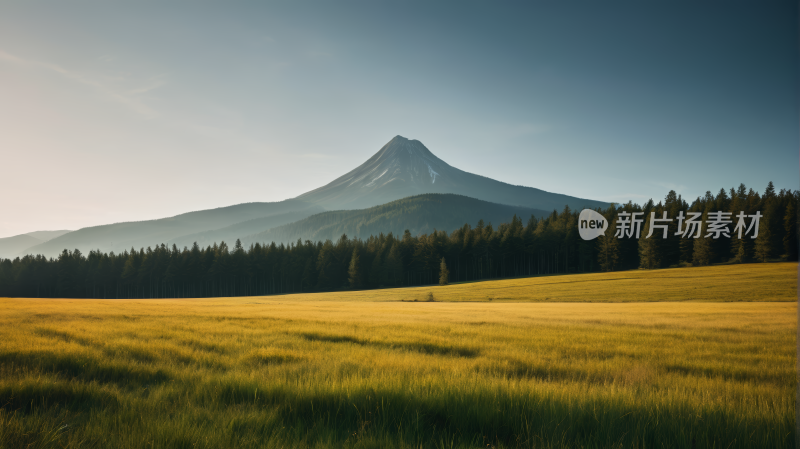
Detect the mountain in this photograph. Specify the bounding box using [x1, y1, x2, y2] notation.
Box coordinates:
[166, 206, 325, 250]
[12, 135, 606, 259]
[0, 234, 45, 259]
[0, 230, 72, 259]
[295, 135, 606, 211]
[24, 230, 72, 241]
[243, 194, 547, 247]
[21, 200, 320, 258]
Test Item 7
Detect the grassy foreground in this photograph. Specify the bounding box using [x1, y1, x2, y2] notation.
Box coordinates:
[0, 264, 796, 448]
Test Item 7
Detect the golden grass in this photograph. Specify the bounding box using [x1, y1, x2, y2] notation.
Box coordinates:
[0, 263, 795, 448]
[233, 261, 795, 303]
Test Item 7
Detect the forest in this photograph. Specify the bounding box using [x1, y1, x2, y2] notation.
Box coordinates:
[0, 182, 796, 299]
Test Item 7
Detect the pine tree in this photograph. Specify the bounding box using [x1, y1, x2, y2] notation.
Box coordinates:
[734, 238, 750, 263]
[348, 247, 361, 289]
[385, 243, 403, 286]
[692, 236, 712, 266]
[439, 257, 449, 285]
[638, 212, 660, 269]
[784, 195, 798, 261]
[761, 192, 782, 260]
[597, 218, 619, 272]
[710, 189, 732, 261]
[368, 251, 383, 287]
[662, 192, 682, 267]
[692, 212, 712, 266]
[679, 233, 694, 264]
[301, 258, 317, 292]
[764, 181, 775, 200]
[754, 225, 772, 262]
[315, 240, 335, 290]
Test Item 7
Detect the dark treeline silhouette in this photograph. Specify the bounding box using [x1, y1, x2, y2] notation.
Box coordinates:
[1, 183, 796, 299]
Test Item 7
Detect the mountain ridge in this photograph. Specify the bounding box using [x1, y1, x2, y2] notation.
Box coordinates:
[242, 193, 548, 247]
[19, 200, 320, 258]
[0, 230, 72, 259]
[295, 135, 606, 212]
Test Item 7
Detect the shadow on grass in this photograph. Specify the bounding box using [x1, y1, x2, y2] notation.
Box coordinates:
[33, 328, 96, 347]
[298, 332, 480, 358]
[0, 351, 171, 389]
[186, 378, 793, 449]
[0, 381, 118, 414]
[665, 363, 792, 386]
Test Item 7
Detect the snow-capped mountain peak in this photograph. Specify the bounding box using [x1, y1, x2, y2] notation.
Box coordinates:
[295, 135, 606, 212]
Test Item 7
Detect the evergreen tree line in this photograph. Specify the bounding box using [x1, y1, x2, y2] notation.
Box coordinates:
[0, 182, 796, 299]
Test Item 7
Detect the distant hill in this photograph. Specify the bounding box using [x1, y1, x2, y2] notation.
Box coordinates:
[22, 200, 321, 257]
[166, 206, 325, 250]
[295, 135, 606, 212]
[0, 234, 45, 259]
[243, 194, 547, 246]
[0, 230, 71, 259]
[24, 230, 72, 241]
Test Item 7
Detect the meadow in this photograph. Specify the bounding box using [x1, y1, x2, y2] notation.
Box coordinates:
[0, 263, 796, 448]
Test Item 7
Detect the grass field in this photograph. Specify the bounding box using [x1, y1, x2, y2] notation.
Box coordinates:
[234, 262, 796, 303]
[0, 263, 796, 448]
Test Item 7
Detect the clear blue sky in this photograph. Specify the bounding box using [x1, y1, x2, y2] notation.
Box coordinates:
[1, 1, 796, 237]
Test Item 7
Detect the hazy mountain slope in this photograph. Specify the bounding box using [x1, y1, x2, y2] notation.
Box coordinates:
[295, 135, 607, 212]
[24, 230, 72, 241]
[22, 200, 321, 257]
[167, 205, 326, 249]
[0, 230, 73, 259]
[0, 234, 44, 259]
[243, 194, 547, 246]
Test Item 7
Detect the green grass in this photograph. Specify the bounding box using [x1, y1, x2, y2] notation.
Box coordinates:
[0, 263, 796, 448]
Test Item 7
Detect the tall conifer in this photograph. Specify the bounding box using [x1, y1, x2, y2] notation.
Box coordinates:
[348, 247, 361, 289]
[692, 212, 712, 266]
[597, 218, 620, 272]
[439, 257, 449, 285]
[638, 212, 660, 269]
[783, 195, 798, 261]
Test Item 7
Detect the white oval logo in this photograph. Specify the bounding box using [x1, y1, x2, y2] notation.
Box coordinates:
[579, 209, 608, 240]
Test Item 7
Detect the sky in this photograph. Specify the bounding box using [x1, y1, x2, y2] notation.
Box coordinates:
[1, 1, 797, 238]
